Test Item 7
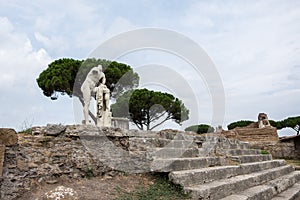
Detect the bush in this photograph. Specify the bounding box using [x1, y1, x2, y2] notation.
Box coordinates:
[227, 120, 254, 130]
[261, 150, 269, 155]
[185, 124, 214, 134]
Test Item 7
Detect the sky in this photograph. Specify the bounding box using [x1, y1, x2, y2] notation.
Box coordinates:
[0, 0, 299, 136]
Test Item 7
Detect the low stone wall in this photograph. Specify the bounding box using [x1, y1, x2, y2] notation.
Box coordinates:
[112, 117, 129, 130]
[0, 128, 18, 180]
[221, 126, 300, 159]
[220, 126, 300, 159]
[0, 125, 115, 200]
[221, 126, 278, 142]
[250, 140, 300, 159]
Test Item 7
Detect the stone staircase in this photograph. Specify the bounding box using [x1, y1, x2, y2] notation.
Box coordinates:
[134, 131, 300, 200]
[78, 126, 300, 200]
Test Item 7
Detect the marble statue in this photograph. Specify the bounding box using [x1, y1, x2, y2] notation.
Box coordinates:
[80, 64, 107, 125]
[94, 83, 111, 127]
[258, 113, 271, 128]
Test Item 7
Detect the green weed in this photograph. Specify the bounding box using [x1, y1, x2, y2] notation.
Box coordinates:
[261, 150, 269, 155]
[115, 173, 190, 200]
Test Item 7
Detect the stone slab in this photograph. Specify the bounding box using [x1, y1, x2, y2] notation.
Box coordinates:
[221, 171, 300, 200]
[229, 154, 272, 164]
[185, 165, 294, 200]
[151, 157, 228, 172]
[272, 182, 300, 200]
[0, 128, 18, 146]
[170, 160, 287, 187]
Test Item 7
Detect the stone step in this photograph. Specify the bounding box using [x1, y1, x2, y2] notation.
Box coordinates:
[220, 171, 300, 200]
[216, 149, 262, 156]
[129, 138, 194, 149]
[229, 154, 272, 164]
[216, 141, 251, 150]
[170, 160, 287, 186]
[129, 137, 252, 150]
[184, 165, 294, 200]
[151, 157, 229, 172]
[272, 181, 300, 200]
[149, 147, 199, 159]
[194, 135, 251, 150]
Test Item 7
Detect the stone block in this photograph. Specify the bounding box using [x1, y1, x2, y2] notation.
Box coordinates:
[170, 160, 287, 187]
[221, 171, 300, 200]
[151, 157, 228, 172]
[272, 182, 300, 200]
[185, 165, 294, 200]
[0, 128, 18, 146]
[221, 126, 279, 143]
[229, 154, 272, 164]
[150, 147, 199, 159]
[45, 124, 66, 136]
[170, 165, 240, 186]
[111, 117, 129, 130]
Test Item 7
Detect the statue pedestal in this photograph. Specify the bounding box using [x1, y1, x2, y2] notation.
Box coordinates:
[96, 111, 112, 127]
[111, 117, 129, 130]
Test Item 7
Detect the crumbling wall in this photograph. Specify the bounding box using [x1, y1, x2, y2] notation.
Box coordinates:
[221, 126, 300, 159]
[250, 140, 300, 159]
[221, 126, 278, 142]
[0, 125, 114, 200]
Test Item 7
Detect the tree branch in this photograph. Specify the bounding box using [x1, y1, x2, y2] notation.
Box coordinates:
[150, 115, 172, 130]
[149, 111, 168, 122]
[132, 119, 143, 130]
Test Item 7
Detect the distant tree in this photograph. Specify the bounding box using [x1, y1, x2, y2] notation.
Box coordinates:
[110, 90, 132, 118]
[268, 120, 278, 128]
[37, 58, 139, 122]
[185, 124, 214, 134]
[227, 120, 254, 130]
[227, 116, 300, 135]
[278, 116, 300, 135]
[111, 88, 189, 130]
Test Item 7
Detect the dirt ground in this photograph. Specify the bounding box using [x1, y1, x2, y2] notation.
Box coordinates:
[18, 174, 153, 200]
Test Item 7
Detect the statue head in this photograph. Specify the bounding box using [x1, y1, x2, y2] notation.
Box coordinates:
[258, 113, 268, 121]
[97, 64, 103, 71]
[257, 112, 271, 128]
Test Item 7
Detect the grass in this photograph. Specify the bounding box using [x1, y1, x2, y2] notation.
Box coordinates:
[115, 173, 190, 200]
[20, 128, 32, 134]
[19, 119, 34, 134]
[84, 166, 94, 179]
[41, 136, 51, 146]
[261, 150, 270, 155]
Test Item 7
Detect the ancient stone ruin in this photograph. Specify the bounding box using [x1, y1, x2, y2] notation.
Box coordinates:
[0, 124, 300, 199]
[221, 113, 278, 142]
[258, 112, 271, 128]
[221, 113, 300, 160]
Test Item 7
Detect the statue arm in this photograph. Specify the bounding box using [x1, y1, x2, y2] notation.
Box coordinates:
[101, 72, 106, 84]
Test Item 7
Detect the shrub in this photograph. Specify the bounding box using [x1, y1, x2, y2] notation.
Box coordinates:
[227, 120, 254, 130]
[185, 124, 214, 134]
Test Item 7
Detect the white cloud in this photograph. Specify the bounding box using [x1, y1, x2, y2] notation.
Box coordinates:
[176, 1, 300, 125]
[0, 1, 299, 131]
[0, 17, 76, 130]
